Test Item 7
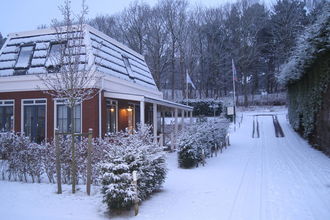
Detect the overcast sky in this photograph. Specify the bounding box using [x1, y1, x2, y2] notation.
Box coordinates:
[0, 0, 272, 37]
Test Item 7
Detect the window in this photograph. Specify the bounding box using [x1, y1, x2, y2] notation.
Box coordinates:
[106, 99, 117, 133]
[23, 99, 46, 143]
[14, 45, 34, 75]
[0, 100, 14, 132]
[46, 43, 66, 72]
[122, 55, 135, 79]
[56, 100, 81, 133]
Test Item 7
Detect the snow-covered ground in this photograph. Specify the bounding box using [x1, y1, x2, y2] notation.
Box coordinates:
[1, 107, 330, 220]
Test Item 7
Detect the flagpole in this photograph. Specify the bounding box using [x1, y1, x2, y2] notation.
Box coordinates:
[186, 71, 188, 106]
[232, 59, 236, 126]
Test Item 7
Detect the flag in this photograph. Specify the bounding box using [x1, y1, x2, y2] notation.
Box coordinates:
[186, 72, 196, 89]
[232, 59, 237, 81]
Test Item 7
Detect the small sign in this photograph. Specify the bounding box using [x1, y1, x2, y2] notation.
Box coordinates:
[227, 106, 234, 115]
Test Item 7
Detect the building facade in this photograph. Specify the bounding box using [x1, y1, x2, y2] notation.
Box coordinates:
[0, 25, 192, 143]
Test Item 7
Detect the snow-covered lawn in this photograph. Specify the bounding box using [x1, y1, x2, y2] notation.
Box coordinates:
[1, 107, 330, 220]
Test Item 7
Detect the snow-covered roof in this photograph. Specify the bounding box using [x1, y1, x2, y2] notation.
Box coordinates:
[277, 3, 330, 85]
[0, 24, 158, 91]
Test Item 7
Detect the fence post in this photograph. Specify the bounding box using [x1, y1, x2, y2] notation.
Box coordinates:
[201, 149, 205, 166]
[55, 128, 62, 194]
[86, 128, 93, 196]
[132, 171, 139, 216]
[215, 143, 218, 157]
[170, 132, 174, 151]
[159, 133, 164, 147]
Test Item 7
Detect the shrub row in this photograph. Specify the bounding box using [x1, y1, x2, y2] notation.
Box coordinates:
[0, 126, 167, 212]
[0, 132, 100, 184]
[178, 118, 229, 168]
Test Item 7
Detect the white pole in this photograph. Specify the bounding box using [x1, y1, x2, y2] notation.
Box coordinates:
[181, 109, 185, 131]
[153, 103, 157, 143]
[98, 90, 102, 138]
[232, 59, 237, 125]
[186, 71, 188, 105]
[140, 100, 145, 127]
[174, 108, 178, 149]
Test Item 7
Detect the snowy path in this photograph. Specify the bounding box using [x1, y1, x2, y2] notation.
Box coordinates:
[127, 109, 330, 220]
[1, 108, 330, 220]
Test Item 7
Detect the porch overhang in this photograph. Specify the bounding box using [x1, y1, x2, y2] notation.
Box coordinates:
[104, 91, 193, 111]
[144, 97, 193, 111]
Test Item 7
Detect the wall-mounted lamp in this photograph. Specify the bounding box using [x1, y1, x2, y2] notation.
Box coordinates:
[110, 108, 115, 112]
[127, 106, 133, 112]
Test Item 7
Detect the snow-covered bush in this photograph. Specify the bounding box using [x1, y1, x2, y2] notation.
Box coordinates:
[178, 118, 229, 168]
[277, 3, 330, 140]
[0, 133, 45, 182]
[98, 125, 166, 211]
[0, 132, 108, 184]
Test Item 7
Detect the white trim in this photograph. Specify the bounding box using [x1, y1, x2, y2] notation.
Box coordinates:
[98, 91, 102, 138]
[153, 103, 157, 142]
[140, 100, 145, 127]
[104, 91, 144, 102]
[104, 91, 192, 111]
[21, 98, 47, 140]
[0, 99, 15, 106]
[0, 99, 15, 132]
[102, 74, 162, 98]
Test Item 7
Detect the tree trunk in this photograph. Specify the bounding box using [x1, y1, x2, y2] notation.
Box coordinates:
[71, 103, 76, 194]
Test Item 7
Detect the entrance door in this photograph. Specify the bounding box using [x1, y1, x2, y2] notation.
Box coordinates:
[24, 103, 46, 143]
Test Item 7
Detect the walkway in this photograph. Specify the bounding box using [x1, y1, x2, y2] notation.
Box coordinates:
[131, 108, 330, 220]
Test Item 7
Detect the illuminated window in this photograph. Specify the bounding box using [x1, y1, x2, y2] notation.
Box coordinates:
[106, 99, 118, 133]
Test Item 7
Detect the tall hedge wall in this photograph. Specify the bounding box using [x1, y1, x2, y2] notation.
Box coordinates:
[287, 52, 330, 153]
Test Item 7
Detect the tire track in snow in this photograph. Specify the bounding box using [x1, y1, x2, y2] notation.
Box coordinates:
[228, 113, 263, 220]
[279, 117, 330, 218]
[259, 118, 267, 220]
[268, 115, 320, 219]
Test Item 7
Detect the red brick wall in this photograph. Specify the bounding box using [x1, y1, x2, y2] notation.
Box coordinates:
[0, 90, 101, 140]
[82, 94, 99, 137]
[0, 91, 54, 140]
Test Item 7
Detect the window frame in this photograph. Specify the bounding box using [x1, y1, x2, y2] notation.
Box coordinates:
[54, 99, 82, 134]
[14, 44, 35, 75]
[21, 98, 47, 142]
[106, 99, 118, 133]
[46, 42, 67, 73]
[0, 99, 14, 132]
[122, 55, 135, 79]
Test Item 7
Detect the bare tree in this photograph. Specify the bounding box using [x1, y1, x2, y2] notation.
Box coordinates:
[38, 0, 100, 193]
[145, 6, 171, 89]
[160, 0, 188, 100]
